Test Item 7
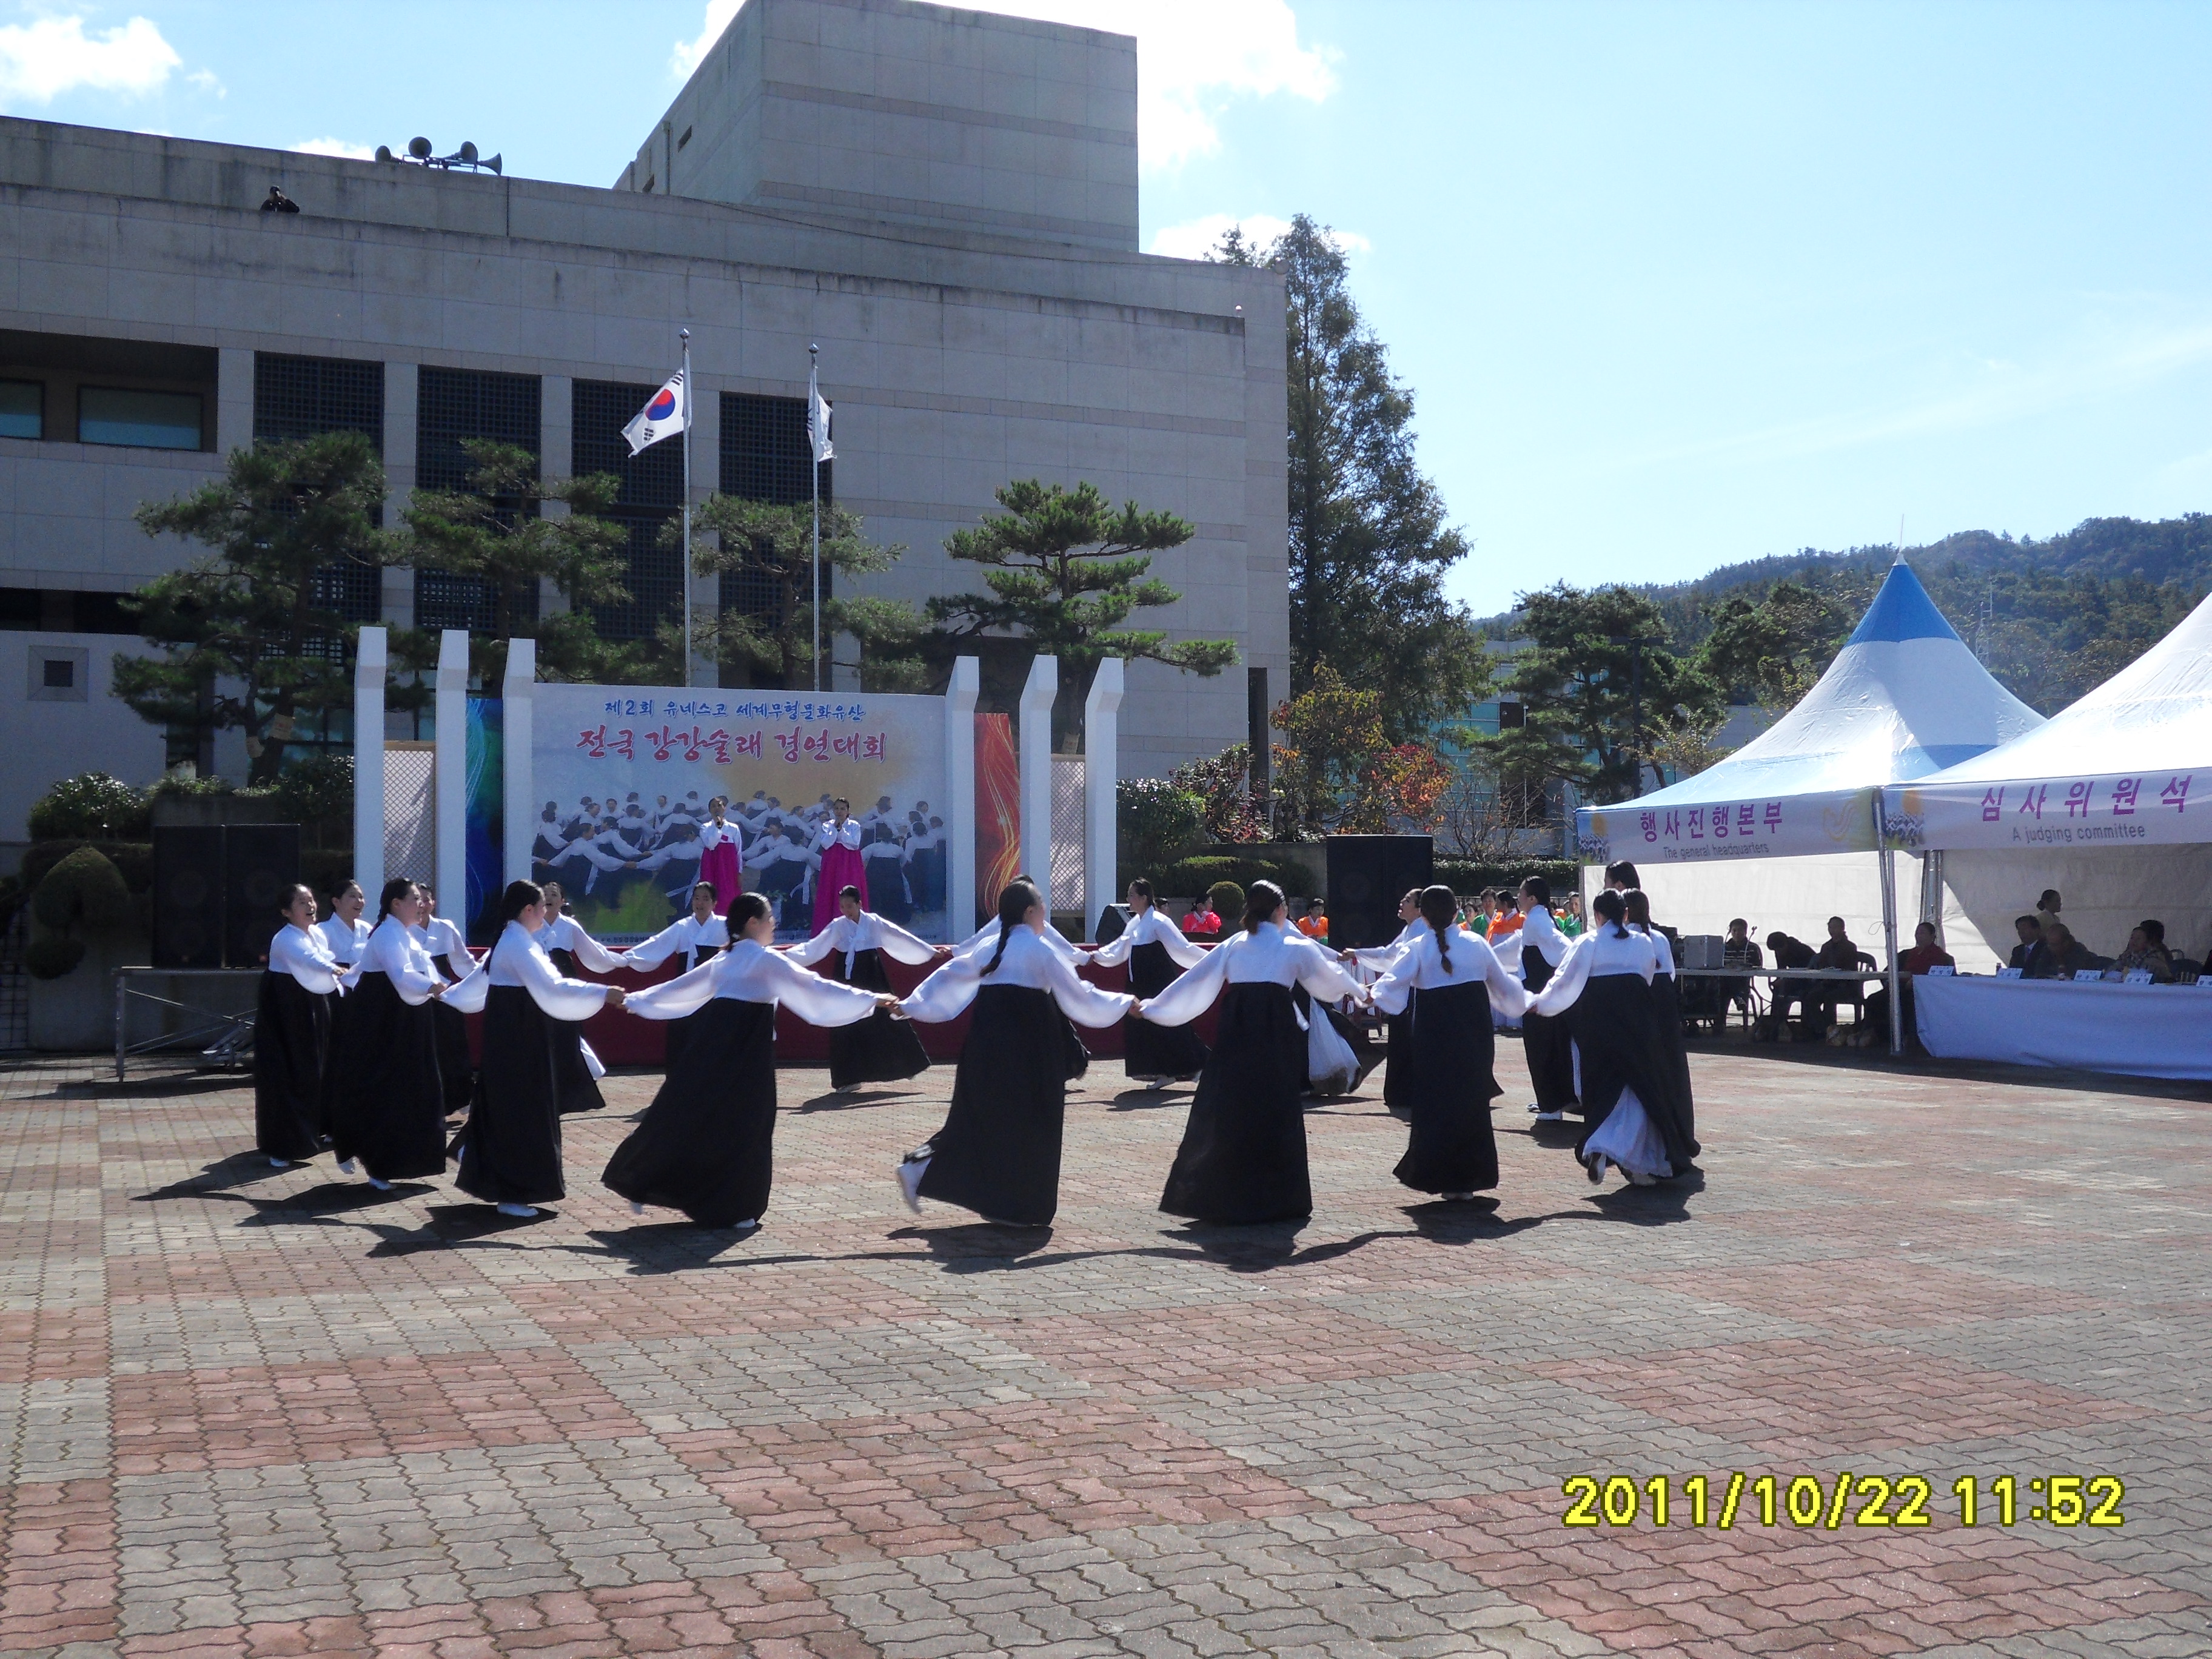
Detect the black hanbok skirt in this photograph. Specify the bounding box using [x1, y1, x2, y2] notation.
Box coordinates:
[1123, 940, 1208, 1081]
[867, 860, 911, 922]
[1381, 1012, 1412, 1108]
[1648, 973, 1700, 1161]
[455, 987, 566, 1205]
[1567, 974, 1695, 1168]
[1393, 979, 1501, 1195]
[253, 970, 330, 1161]
[432, 999, 475, 1114]
[545, 947, 606, 1113]
[829, 947, 930, 1087]
[915, 984, 1073, 1225]
[661, 945, 721, 1074]
[1520, 945, 1577, 1111]
[325, 971, 446, 1181]
[603, 999, 777, 1225]
[1160, 982, 1311, 1224]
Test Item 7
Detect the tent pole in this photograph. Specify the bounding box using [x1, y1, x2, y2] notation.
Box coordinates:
[1875, 789, 1902, 1057]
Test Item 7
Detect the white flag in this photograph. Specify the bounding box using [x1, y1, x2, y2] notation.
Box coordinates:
[621, 369, 688, 456]
[808, 362, 833, 463]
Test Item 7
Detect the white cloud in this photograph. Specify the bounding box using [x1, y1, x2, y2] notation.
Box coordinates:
[186, 67, 223, 98]
[294, 136, 378, 162]
[0, 14, 180, 106]
[671, 0, 1336, 170]
[1147, 212, 1366, 261]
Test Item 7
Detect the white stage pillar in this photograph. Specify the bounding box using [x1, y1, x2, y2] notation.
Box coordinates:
[434, 630, 468, 917]
[1082, 659, 1123, 940]
[945, 655, 978, 934]
[1018, 655, 1056, 896]
[502, 638, 537, 885]
[352, 627, 387, 900]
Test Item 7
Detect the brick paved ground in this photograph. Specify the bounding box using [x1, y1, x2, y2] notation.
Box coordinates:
[4, 1039, 2209, 1658]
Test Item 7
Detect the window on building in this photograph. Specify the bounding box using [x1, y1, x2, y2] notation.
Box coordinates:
[255, 352, 387, 626]
[572, 379, 685, 643]
[414, 366, 541, 634]
[0, 588, 139, 635]
[79, 386, 203, 450]
[717, 392, 831, 683]
[0, 379, 41, 439]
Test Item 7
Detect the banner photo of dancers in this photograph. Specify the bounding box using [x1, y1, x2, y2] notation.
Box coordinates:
[529, 685, 953, 945]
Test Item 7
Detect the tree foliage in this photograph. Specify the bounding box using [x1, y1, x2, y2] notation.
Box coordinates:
[1696, 580, 1855, 707]
[1272, 664, 1452, 836]
[29, 774, 152, 842]
[1118, 776, 1208, 872]
[1224, 215, 1489, 739]
[928, 480, 1238, 748]
[1168, 743, 1271, 844]
[119, 432, 389, 783]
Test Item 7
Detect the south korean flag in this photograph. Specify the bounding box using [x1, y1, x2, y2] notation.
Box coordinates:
[621, 369, 688, 455]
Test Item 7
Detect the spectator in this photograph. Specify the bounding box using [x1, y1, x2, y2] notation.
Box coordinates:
[1296, 900, 1329, 941]
[1487, 891, 1524, 945]
[1181, 897, 1221, 939]
[1899, 921, 1955, 975]
[2006, 914, 2042, 971]
[1560, 892, 1585, 937]
[1763, 930, 1821, 1041]
[2025, 920, 2094, 978]
[1863, 922, 1954, 1050]
[2113, 920, 2175, 982]
[2036, 888, 2064, 935]
[1603, 860, 1640, 892]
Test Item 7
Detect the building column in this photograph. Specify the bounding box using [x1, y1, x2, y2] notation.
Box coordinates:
[381, 363, 417, 631]
[1082, 659, 1123, 941]
[945, 656, 978, 936]
[1018, 655, 1056, 896]
[502, 637, 537, 886]
[687, 379, 719, 687]
[354, 628, 387, 899]
[434, 629, 468, 922]
[215, 347, 253, 455]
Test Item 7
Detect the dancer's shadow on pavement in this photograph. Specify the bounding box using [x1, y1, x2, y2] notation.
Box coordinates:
[796, 1085, 923, 1113]
[1580, 1167, 1704, 1224]
[1160, 1219, 1404, 1273]
[887, 1221, 1062, 1271]
[1401, 1197, 1544, 1244]
[1108, 1086, 1190, 1111]
[134, 1150, 311, 1201]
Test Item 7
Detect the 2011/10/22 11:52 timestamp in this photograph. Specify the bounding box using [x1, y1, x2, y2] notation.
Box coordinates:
[1561, 1473, 2126, 1529]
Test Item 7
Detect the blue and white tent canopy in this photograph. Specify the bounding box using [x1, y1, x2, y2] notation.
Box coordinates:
[1578, 562, 2043, 863]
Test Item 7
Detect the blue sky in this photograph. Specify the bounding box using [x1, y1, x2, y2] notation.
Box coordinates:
[7, 1, 2212, 617]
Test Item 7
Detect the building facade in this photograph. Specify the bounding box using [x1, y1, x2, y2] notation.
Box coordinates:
[0, 0, 1289, 845]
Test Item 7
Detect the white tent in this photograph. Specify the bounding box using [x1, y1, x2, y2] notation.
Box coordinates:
[1576, 562, 2044, 974]
[1888, 586, 2212, 970]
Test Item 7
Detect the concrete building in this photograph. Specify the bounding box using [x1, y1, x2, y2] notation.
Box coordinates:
[0, 0, 1289, 846]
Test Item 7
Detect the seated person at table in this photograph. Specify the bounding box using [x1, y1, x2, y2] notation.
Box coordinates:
[1720, 917, 1762, 1022]
[2113, 920, 2175, 982]
[1761, 930, 1822, 1041]
[1863, 922, 1954, 1051]
[1901, 922, 1955, 975]
[2006, 914, 2042, 970]
[2025, 920, 2095, 979]
[1812, 915, 1871, 1030]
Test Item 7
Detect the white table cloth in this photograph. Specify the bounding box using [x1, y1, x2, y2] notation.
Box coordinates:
[1914, 974, 2212, 1081]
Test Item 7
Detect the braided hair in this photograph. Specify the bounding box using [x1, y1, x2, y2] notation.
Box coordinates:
[1418, 885, 1458, 974]
[1593, 888, 1630, 939]
[1622, 888, 1654, 934]
[375, 876, 418, 925]
[982, 880, 1042, 976]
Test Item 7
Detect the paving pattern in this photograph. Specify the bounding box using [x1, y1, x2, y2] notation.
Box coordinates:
[2, 1039, 2209, 1658]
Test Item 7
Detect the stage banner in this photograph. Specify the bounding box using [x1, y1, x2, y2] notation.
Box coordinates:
[975, 712, 1020, 910]
[531, 685, 950, 943]
[1577, 786, 1877, 865]
[464, 698, 503, 944]
[1888, 769, 2209, 853]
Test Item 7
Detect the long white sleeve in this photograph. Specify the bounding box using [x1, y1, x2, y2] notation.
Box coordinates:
[817, 819, 862, 851]
[785, 915, 850, 967]
[269, 926, 344, 994]
[748, 947, 883, 1027]
[1132, 940, 1233, 1027]
[495, 926, 611, 1022]
[1519, 905, 1569, 967]
[1369, 929, 1527, 1021]
[1528, 929, 1657, 1018]
[1091, 909, 1207, 970]
[1286, 934, 1368, 1005]
[866, 913, 940, 965]
[1350, 919, 1427, 971]
[549, 917, 623, 973]
[897, 951, 985, 1022]
[347, 917, 445, 1004]
[622, 957, 718, 1021]
[623, 916, 696, 971]
[1528, 934, 1596, 1018]
[440, 964, 490, 1014]
[1036, 948, 1137, 1028]
[1646, 928, 1677, 977]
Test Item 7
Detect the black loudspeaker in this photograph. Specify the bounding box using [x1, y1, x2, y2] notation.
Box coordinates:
[152, 827, 226, 968]
[1325, 835, 1434, 949]
[224, 825, 301, 969]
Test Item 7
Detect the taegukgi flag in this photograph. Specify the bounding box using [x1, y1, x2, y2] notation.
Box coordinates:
[622, 369, 688, 455]
[807, 362, 833, 463]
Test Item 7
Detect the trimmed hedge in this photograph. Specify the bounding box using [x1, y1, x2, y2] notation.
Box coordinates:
[23, 840, 153, 896]
[31, 848, 135, 933]
[1433, 857, 1578, 897]
[1147, 854, 1316, 899]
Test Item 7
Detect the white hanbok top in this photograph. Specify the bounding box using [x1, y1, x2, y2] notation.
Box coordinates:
[440, 922, 609, 1021]
[788, 911, 939, 977]
[534, 914, 622, 972]
[343, 915, 447, 1005]
[1138, 921, 1364, 1028]
[1088, 907, 1208, 970]
[1350, 916, 1430, 972]
[1369, 925, 1528, 1021]
[1518, 905, 1570, 968]
[622, 937, 883, 1025]
[899, 925, 1134, 1028]
[625, 913, 730, 973]
[1527, 927, 1660, 1018]
[956, 916, 1081, 965]
[411, 916, 471, 971]
[1634, 926, 1677, 977]
[316, 914, 372, 966]
[269, 924, 345, 994]
[699, 818, 743, 855]
[816, 817, 863, 852]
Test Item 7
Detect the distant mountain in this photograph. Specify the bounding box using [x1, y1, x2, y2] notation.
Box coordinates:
[1479, 514, 2212, 715]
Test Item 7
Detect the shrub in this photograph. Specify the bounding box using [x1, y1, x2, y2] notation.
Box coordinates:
[1151, 855, 1312, 901]
[270, 752, 354, 826]
[1118, 777, 1206, 872]
[1206, 879, 1244, 928]
[24, 934, 86, 979]
[28, 773, 150, 842]
[22, 840, 153, 896]
[32, 848, 135, 933]
[1434, 857, 1578, 898]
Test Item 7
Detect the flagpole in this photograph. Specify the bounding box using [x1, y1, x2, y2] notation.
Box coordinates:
[809, 343, 821, 694]
[680, 328, 693, 688]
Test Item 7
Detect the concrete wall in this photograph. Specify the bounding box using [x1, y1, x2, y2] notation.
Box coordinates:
[0, 629, 167, 842]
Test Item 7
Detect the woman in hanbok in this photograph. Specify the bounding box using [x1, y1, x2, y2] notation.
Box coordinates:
[1367, 886, 1528, 1200]
[531, 884, 617, 1114]
[1136, 881, 1367, 1224]
[316, 879, 371, 967]
[413, 885, 477, 1118]
[1346, 890, 1428, 1110]
[1525, 890, 1696, 1185]
[445, 882, 625, 1218]
[1088, 878, 1210, 1087]
[955, 890, 1092, 1080]
[893, 880, 1134, 1227]
[255, 883, 345, 1167]
[811, 799, 868, 929]
[696, 798, 743, 909]
[1623, 888, 1698, 1165]
[786, 887, 947, 1088]
[606, 892, 891, 1230]
[623, 882, 728, 1072]
[1515, 877, 1578, 1123]
[327, 877, 453, 1189]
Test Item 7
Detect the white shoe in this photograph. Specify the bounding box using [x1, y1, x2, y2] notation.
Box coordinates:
[336, 1158, 355, 1174]
[896, 1157, 926, 1215]
[267, 1156, 290, 1169]
[497, 1202, 540, 1218]
[1443, 1191, 1475, 1202]
[629, 1201, 646, 1216]
[367, 1177, 392, 1191]
[1533, 1110, 1565, 1122]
